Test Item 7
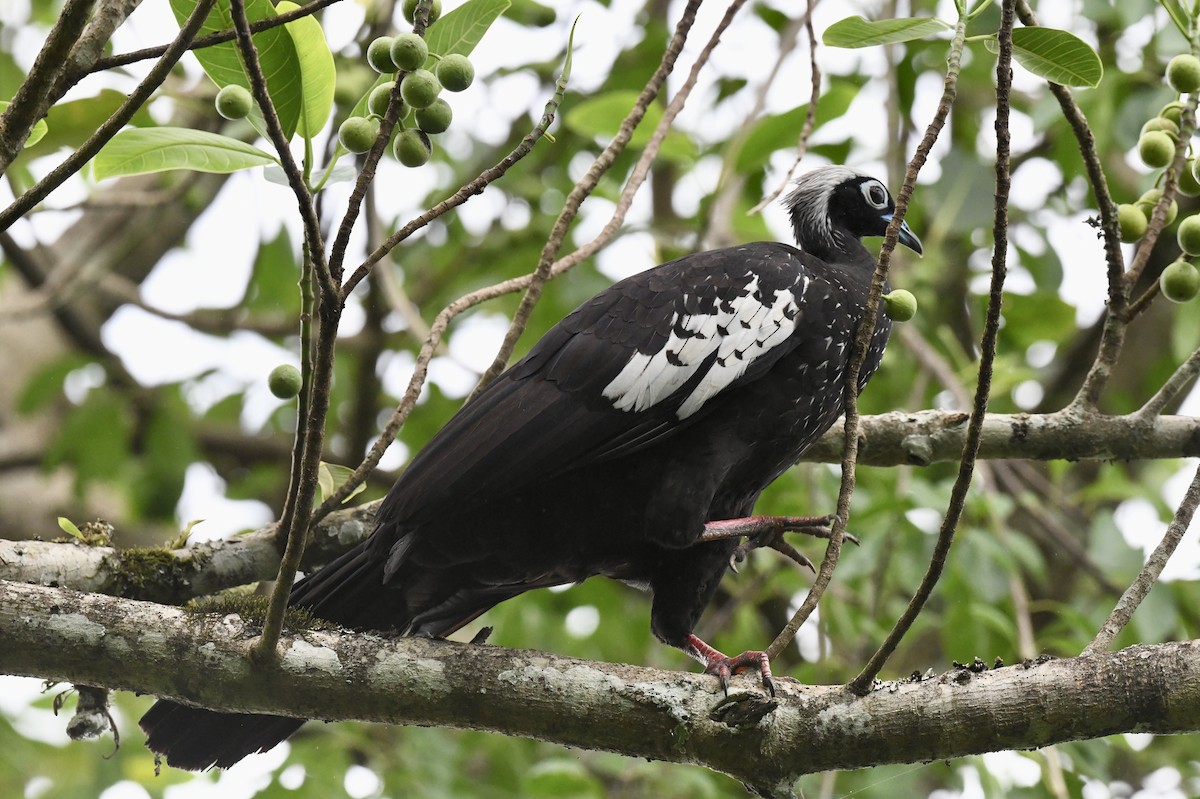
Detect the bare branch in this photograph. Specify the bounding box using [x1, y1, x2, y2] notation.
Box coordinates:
[0, 0, 95, 173]
[3, 579, 1200, 795]
[1086, 461, 1200, 654]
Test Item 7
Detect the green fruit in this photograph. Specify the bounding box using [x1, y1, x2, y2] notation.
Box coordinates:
[215, 84, 253, 120]
[1138, 188, 1180, 225]
[400, 69, 441, 109]
[882, 289, 917, 322]
[394, 129, 432, 167]
[367, 36, 396, 73]
[436, 54, 475, 92]
[338, 116, 381, 154]
[1118, 203, 1149, 242]
[368, 81, 396, 117]
[1179, 214, 1200, 256]
[1161, 259, 1200, 302]
[1161, 101, 1186, 124]
[1141, 117, 1179, 137]
[1180, 159, 1200, 197]
[415, 97, 452, 134]
[403, 0, 442, 24]
[268, 364, 303, 399]
[390, 33, 429, 72]
[1139, 131, 1176, 168]
[1167, 54, 1200, 94]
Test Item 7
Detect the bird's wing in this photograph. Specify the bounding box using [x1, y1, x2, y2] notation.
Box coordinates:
[379, 243, 817, 529]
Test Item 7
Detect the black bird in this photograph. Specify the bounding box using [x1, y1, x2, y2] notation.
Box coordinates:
[140, 166, 921, 770]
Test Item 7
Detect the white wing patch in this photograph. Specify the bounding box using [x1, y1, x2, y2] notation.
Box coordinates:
[602, 275, 805, 419]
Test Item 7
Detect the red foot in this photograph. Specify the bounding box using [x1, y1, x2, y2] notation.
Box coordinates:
[686, 634, 775, 696]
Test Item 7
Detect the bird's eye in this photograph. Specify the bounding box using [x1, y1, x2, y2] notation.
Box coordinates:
[860, 181, 888, 209]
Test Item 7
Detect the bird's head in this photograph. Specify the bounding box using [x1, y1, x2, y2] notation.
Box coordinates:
[785, 166, 922, 262]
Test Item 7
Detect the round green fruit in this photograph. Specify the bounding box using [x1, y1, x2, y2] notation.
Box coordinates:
[403, 0, 442, 24]
[1141, 117, 1179, 137]
[1139, 131, 1176, 168]
[390, 33, 429, 72]
[1118, 203, 1149, 242]
[368, 81, 396, 117]
[1161, 259, 1200, 303]
[367, 36, 396, 73]
[400, 69, 441, 109]
[1138, 188, 1179, 225]
[1180, 160, 1200, 197]
[394, 128, 432, 167]
[436, 54, 475, 92]
[215, 84, 253, 120]
[882, 289, 918, 322]
[338, 116, 380, 154]
[1161, 101, 1186, 124]
[1167, 54, 1200, 94]
[1179, 214, 1200, 256]
[268, 364, 303, 399]
[415, 97, 452, 134]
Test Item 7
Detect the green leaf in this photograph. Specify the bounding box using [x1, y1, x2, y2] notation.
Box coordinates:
[564, 91, 696, 163]
[0, 100, 48, 149]
[93, 128, 277, 179]
[1008, 26, 1104, 88]
[18, 90, 154, 159]
[822, 15, 951, 48]
[734, 77, 861, 172]
[57, 517, 84, 541]
[168, 0, 303, 138]
[425, 0, 511, 59]
[1157, 0, 1191, 38]
[275, 1, 335, 139]
[317, 462, 367, 504]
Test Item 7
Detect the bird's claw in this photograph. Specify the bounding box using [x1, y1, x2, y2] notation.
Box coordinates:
[704, 650, 776, 697]
[687, 634, 775, 696]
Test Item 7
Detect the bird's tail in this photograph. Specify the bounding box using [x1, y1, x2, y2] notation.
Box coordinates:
[140, 538, 406, 771]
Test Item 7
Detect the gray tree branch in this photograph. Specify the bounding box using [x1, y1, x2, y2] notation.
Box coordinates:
[1, 579, 1198, 799]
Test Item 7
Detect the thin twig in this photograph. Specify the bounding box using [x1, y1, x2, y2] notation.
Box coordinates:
[315, 81, 574, 516]
[227, 0, 334, 303]
[1134, 343, 1200, 420]
[749, 0, 822, 215]
[328, 2, 436, 285]
[342, 67, 571, 297]
[0, 0, 95, 174]
[848, 0, 1013, 693]
[0, 0, 217, 231]
[765, 1, 968, 666]
[1086, 461, 1200, 654]
[471, 0, 709, 392]
[86, 0, 343, 74]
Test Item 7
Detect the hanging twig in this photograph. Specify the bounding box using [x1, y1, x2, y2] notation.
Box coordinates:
[471, 0, 709, 393]
[748, 0, 822, 215]
[847, 0, 1014, 693]
[1086, 461, 1200, 654]
[764, 0, 968, 665]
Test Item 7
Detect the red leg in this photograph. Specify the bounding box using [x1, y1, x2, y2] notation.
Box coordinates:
[685, 634, 775, 696]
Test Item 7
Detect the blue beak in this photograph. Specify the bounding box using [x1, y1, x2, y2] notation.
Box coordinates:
[884, 213, 923, 256]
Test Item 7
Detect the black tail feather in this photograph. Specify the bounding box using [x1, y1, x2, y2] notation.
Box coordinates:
[140, 701, 305, 771]
[140, 540, 402, 770]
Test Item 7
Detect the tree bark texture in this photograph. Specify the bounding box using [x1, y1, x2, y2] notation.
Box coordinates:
[2, 579, 1198, 798]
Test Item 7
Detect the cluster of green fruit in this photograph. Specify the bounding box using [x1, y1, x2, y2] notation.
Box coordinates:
[1120, 53, 1200, 303]
[337, 0, 475, 167]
